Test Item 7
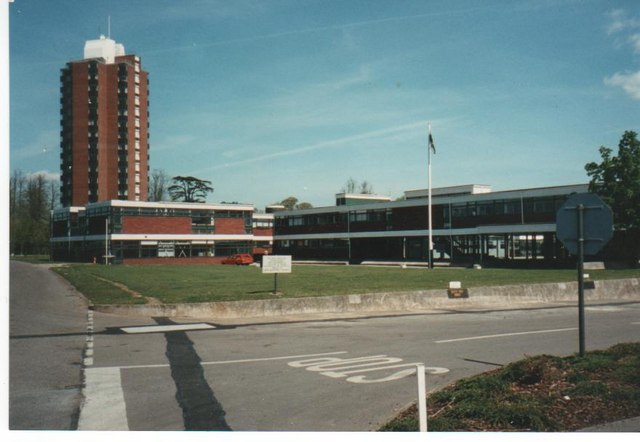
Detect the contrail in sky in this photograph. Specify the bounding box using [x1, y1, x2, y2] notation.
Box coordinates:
[145, 4, 499, 56]
[189, 120, 426, 175]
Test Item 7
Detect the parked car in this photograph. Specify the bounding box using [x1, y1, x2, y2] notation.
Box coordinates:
[221, 253, 254, 265]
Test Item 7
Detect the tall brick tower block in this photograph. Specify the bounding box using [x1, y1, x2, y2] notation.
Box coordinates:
[60, 35, 149, 207]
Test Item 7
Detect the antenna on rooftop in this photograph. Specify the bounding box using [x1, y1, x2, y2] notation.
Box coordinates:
[108, 15, 111, 39]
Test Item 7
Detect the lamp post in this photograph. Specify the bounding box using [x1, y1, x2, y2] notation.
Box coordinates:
[105, 217, 109, 265]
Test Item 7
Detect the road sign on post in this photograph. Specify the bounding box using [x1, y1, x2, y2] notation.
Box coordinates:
[556, 193, 613, 356]
[262, 255, 292, 294]
[556, 193, 614, 256]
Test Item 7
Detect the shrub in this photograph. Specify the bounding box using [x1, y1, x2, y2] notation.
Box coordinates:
[501, 355, 563, 385]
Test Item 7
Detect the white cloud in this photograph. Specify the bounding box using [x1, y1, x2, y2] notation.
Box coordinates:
[27, 170, 60, 181]
[606, 9, 640, 35]
[604, 71, 640, 100]
[630, 34, 640, 53]
[151, 134, 196, 152]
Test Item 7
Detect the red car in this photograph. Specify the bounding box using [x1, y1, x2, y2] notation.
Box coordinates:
[221, 253, 254, 265]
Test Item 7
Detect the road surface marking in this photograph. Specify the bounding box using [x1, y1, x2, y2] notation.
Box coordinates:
[200, 351, 349, 366]
[102, 351, 350, 370]
[288, 354, 449, 384]
[434, 327, 578, 344]
[586, 306, 627, 312]
[78, 367, 129, 430]
[120, 323, 216, 334]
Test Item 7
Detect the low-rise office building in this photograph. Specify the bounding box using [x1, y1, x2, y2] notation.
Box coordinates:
[272, 183, 589, 266]
[50, 200, 273, 264]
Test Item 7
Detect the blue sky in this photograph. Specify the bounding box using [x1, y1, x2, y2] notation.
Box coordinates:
[8, 0, 640, 209]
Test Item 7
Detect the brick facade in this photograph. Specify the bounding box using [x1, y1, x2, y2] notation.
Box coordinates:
[215, 218, 246, 235]
[122, 216, 192, 234]
[253, 227, 273, 237]
[123, 257, 225, 265]
[61, 49, 149, 207]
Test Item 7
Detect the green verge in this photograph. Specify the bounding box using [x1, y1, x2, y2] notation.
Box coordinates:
[10, 255, 51, 264]
[50, 264, 640, 305]
[380, 342, 640, 432]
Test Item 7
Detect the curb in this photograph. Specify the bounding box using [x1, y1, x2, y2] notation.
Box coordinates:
[93, 278, 640, 321]
[579, 416, 640, 432]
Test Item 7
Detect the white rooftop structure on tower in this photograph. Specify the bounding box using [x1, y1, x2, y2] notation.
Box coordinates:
[83, 35, 125, 64]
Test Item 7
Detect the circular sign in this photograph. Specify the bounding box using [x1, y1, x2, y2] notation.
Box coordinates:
[556, 193, 613, 256]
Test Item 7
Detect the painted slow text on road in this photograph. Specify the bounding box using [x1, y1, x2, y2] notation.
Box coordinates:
[288, 354, 449, 384]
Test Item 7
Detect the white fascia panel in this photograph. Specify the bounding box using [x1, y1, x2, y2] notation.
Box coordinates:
[51, 234, 256, 242]
[111, 234, 254, 241]
[274, 224, 557, 241]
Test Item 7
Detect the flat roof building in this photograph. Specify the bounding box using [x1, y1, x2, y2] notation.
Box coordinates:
[273, 183, 589, 266]
[60, 35, 149, 206]
[50, 200, 273, 264]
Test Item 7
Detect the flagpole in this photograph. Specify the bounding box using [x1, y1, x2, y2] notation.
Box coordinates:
[428, 122, 433, 269]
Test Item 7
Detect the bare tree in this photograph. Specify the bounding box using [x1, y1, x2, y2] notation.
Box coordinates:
[10, 170, 56, 255]
[149, 168, 171, 201]
[341, 177, 374, 194]
[359, 180, 374, 194]
[341, 177, 357, 193]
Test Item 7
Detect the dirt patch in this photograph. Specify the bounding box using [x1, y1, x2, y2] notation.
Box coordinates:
[93, 276, 163, 305]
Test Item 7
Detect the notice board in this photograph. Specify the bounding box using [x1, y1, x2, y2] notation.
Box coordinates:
[262, 255, 292, 274]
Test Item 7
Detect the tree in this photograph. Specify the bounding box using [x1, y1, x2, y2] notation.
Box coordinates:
[359, 180, 374, 194]
[278, 196, 313, 210]
[585, 130, 640, 266]
[296, 202, 314, 210]
[168, 176, 214, 203]
[342, 177, 358, 194]
[149, 168, 170, 202]
[10, 170, 57, 255]
[340, 177, 374, 194]
[585, 131, 640, 230]
[280, 196, 298, 210]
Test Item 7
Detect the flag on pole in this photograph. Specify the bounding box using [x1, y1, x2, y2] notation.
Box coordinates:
[428, 128, 436, 154]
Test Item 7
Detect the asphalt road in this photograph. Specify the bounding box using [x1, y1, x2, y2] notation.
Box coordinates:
[9, 260, 88, 430]
[8, 261, 640, 431]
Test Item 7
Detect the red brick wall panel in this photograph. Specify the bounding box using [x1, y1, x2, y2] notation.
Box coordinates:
[123, 257, 225, 265]
[71, 63, 89, 206]
[253, 228, 273, 237]
[215, 218, 246, 234]
[122, 216, 192, 234]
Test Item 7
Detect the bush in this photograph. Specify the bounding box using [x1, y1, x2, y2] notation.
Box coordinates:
[501, 355, 564, 385]
[381, 342, 640, 432]
[564, 381, 609, 397]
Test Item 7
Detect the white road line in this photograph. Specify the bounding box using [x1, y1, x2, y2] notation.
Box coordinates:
[78, 367, 129, 430]
[200, 351, 350, 367]
[586, 306, 627, 312]
[105, 351, 350, 371]
[120, 323, 216, 334]
[435, 327, 578, 344]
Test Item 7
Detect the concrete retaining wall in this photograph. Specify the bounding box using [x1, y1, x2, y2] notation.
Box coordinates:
[95, 278, 640, 320]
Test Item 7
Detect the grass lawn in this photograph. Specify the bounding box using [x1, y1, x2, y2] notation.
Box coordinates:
[380, 342, 640, 432]
[51, 263, 640, 305]
[10, 255, 51, 264]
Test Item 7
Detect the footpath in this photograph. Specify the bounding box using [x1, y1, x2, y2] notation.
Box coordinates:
[580, 416, 640, 432]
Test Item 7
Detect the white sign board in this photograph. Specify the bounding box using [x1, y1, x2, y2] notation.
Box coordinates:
[262, 255, 292, 274]
[158, 242, 175, 258]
